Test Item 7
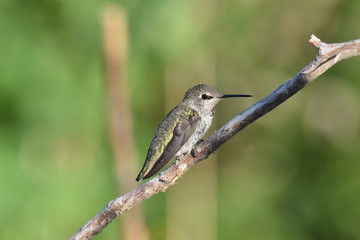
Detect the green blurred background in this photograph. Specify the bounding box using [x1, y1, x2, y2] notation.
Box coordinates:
[1, 0, 360, 239]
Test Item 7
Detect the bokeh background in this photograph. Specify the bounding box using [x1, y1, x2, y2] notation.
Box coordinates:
[1, 0, 360, 239]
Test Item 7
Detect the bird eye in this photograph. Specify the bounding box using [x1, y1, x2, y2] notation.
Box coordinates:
[201, 94, 213, 100]
[201, 94, 208, 99]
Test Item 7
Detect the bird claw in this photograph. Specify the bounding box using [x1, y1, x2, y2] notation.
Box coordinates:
[190, 139, 204, 157]
[190, 149, 196, 157]
[196, 139, 204, 145]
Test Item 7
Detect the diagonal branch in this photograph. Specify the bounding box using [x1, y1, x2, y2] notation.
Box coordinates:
[69, 35, 360, 240]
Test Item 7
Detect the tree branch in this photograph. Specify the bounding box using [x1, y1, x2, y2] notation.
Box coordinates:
[69, 35, 360, 240]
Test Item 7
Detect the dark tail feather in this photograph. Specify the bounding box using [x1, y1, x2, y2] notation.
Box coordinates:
[135, 173, 143, 182]
[141, 156, 172, 180]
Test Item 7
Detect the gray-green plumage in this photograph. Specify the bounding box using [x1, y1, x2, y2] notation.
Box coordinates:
[136, 105, 200, 181]
[136, 83, 252, 181]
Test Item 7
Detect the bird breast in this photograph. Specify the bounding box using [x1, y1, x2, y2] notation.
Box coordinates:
[176, 114, 213, 157]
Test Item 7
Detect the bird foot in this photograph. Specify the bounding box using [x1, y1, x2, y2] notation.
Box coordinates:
[196, 139, 204, 145]
[191, 139, 204, 157]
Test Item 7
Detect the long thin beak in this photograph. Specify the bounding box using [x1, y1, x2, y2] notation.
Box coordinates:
[221, 94, 253, 98]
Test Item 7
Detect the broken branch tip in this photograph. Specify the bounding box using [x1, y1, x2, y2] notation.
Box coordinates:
[309, 34, 322, 48]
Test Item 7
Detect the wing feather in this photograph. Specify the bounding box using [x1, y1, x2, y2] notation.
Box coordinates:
[136, 106, 200, 181]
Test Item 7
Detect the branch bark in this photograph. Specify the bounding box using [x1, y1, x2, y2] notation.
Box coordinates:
[69, 35, 360, 240]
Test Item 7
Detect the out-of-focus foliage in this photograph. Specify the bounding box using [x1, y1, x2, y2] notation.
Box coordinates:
[0, 0, 360, 239]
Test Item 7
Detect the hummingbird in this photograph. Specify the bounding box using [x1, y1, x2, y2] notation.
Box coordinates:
[136, 83, 252, 182]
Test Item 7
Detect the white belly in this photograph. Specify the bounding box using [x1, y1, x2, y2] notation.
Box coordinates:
[176, 115, 213, 157]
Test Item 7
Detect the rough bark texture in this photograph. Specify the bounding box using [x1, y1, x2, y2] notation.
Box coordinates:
[69, 35, 360, 240]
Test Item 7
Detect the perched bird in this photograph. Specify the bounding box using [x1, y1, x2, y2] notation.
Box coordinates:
[136, 83, 252, 181]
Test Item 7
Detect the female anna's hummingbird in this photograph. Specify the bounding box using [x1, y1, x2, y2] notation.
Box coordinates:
[136, 83, 252, 181]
